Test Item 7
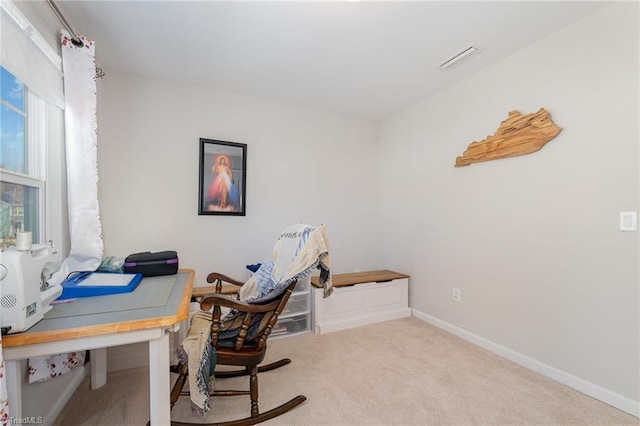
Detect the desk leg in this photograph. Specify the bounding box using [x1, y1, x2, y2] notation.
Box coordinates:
[90, 348, 108, 390]
[6, 359, 22, 420]
[149, 331, 170, 425]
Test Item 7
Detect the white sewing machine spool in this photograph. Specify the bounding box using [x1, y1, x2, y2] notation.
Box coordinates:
[0, 242, 62, 334]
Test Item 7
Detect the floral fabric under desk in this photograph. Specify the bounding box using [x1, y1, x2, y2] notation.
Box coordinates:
[28, 351, 86, 384]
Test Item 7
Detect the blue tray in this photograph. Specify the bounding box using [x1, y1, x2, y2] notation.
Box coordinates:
[59, 272, 143, 300]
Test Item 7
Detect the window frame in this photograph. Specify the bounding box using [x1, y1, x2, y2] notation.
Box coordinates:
[1, 66, 48, 246]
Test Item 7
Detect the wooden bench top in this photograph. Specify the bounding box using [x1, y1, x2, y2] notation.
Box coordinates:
[311, 270, 409, 288]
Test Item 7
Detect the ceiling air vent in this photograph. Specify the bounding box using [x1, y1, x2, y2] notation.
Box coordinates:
[438, 45, 480, 70]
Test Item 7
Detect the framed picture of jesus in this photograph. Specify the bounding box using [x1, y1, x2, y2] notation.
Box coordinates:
[198, 138, 247, 216]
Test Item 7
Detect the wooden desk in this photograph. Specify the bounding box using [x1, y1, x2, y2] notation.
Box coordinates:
[3, 269, 193, 426]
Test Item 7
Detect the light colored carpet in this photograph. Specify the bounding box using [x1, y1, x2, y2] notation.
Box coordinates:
[53, 317, 639, 425]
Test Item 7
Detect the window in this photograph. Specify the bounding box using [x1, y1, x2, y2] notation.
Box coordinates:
[0, 66, 46, 249]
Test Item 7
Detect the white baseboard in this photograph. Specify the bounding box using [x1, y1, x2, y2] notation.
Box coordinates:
[412, 309, 640, 418]
[315, 308, 411, 334]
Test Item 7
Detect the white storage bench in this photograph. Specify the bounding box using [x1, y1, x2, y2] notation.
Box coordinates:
[311, 270, 410, 334]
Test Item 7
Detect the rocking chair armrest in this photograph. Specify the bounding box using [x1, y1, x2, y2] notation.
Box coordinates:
[192, 284, 239, 298]
[206, 272, 245, 287]
[199, 293, 281, 313]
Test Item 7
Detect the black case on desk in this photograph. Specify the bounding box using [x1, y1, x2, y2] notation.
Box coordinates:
[123, 251, 179, 277]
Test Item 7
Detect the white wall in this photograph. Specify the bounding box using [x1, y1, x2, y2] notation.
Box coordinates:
[96, 71, 382, 286]
[380, 2, 639, 409]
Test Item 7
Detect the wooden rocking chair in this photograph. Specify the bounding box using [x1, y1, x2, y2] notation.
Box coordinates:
[169, 272, 306, 426]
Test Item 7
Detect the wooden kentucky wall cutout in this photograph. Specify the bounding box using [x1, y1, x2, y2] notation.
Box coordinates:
[455, 108, 561, 167]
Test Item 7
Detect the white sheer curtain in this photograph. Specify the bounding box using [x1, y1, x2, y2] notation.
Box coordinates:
[29, 30, 103, 384]
[52, 29, 103, 283]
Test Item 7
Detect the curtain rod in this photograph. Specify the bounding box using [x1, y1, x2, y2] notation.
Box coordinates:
[46, 0, 105, 78]
[46, 0, 83, 47]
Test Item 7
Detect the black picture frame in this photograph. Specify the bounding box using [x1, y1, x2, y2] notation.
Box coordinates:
[198, 138, 247, 216]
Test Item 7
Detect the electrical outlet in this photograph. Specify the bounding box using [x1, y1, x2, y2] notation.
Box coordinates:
[452, 288, 462, 303]
[620, 211, 637, 231]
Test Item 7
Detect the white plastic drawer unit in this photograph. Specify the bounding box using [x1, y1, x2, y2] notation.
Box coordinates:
[271, 276, 312, 338]
[272, 313, 310, 338]
[312, 270, 410, 334]
[281, 292, 311, 317]
[293, 277, 310, 292]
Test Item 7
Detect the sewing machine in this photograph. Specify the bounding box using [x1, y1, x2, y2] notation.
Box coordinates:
[0, 242, 62, 334]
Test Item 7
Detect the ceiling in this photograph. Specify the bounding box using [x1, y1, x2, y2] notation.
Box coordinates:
[55, 1, 609, 120]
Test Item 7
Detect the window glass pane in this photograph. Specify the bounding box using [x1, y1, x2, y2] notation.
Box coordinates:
[0, 181, 39, 250]
[0, 104, 27, 173]
[1, 67, 25, 111]
[1, 66, 27, 174]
